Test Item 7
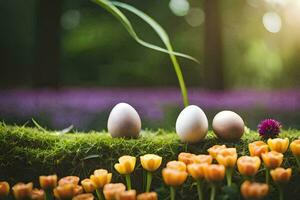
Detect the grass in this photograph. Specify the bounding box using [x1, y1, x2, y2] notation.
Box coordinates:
[1, 122, 300, 199]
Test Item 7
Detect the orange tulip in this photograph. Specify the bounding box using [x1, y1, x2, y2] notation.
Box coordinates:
[103, 183, 126, 200]
[248, 141, 269, 157]
[178, 152, 196, 165]
[194, 154, 213, 164]
[240, 181, 269, 200]
[267, 138, 289, 153]
[162, 168, 188, 186]
[31, 189, 45, 200]
[237, 156, 261, 177]
[72, 193, 94, 200]
[118, 190, 136, 200]
[39, 174, 58, 190]
[137, 192, 157, 200]
[216, 148, 237, 168]
[58, 176, 80, 186]
[261, 151, 283, 169]
[290, 139, 300, 157]
[90, 169, 112, 189]
[81, 179, 96, 193]
[204, 164, 225, 182]
[12, 182, 33, 200]
[270, 167, 292, 184]
[0, 181, 10, 197]
[207, 145, 227, 159]
[54, 184, 83, 200]
[166, 161, 186, 172]
[187, 163, 208, 180]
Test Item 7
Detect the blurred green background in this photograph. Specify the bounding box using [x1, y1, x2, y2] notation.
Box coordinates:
[1, 0, 300, 89]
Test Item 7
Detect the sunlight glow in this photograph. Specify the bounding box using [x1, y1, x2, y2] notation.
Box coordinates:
[262, 12, 282, 33]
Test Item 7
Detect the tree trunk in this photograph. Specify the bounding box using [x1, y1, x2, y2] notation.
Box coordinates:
[203, 0, 224, 90]
[34, 0, 62, 87]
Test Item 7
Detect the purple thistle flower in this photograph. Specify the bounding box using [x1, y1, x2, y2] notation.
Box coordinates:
[258, 119, 282, 139]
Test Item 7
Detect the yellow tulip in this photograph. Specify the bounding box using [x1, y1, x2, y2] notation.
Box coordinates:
[103, 183, 126, 200]
[12, 182, 33, 200]
[114, 156, 136, 175]
[270, 167, 292, 184]
[248, 141, 269, 157]
[58, 176, 80, 186]
[290, 139, 300, 157]
[261, 151, 283, 169]
[187, 163, 208, 180]
[267, 138, 289, 153]
[240, 181, 269, 200]
[140, 154, 162, 172]
[39, 174, 58, 190]
[90, 169, 112, 189]
[53, 184, 83, 200]
[216, 148, 237, 168]
[178, 152, 196, 165]
[194, 154, 213, 164]
[81, 179, 96, 193]
[204, 164, 225, 182]
[0, 181, 10, 197]
[73, 193, 94, 200]
[237, 156, 261, 177]
[31, 189, 45, 200]
[162, 168, 188, 186]
[166, 161, 186, 172]
[118, 190, 136, 200]
[207, 145, 227, 159]
[137, 192, 158, 200]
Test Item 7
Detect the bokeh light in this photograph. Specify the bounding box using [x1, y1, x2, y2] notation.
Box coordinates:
[61, 9, 81, 30]
[169, 0, 190, 16]
[262, 12, 282, 33]
[184, 8, 205, 27]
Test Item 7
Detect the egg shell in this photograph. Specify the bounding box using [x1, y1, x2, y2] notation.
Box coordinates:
[212, 110, 245, 141]
[176, 105, 208, 143]
[107, 103, 141, 138]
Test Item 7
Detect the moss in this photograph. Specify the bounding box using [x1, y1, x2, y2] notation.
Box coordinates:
[1, 122, 300, 199]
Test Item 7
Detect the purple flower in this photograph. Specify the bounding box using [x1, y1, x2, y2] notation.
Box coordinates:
[258, 119, 282, 139]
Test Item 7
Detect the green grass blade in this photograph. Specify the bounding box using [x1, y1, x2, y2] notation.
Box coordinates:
[92, 0, 193, 106]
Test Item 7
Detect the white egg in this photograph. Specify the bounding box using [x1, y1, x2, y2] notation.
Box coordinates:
[107, 103, 141, 138]
[176, 105, 208, 143]
[212, 110, 245, 141]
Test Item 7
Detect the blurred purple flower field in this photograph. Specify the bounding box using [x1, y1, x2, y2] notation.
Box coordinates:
[0, 88, 299, 130]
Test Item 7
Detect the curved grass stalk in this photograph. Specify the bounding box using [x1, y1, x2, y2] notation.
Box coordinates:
[92, 0, 199, 106]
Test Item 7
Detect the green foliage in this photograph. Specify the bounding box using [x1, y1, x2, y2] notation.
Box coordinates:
[1, 123, 300, 199]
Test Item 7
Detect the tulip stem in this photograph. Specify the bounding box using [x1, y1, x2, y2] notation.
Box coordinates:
[226, 168, 233, 187]
[196, 180, 203, 200]
[95, 188, 104, 200]
[170, 186, 176, 200]
[265, 168, 270, 185]
[295, 157, 300, 169]
[278, 186, 284, 200]
[45, 189, 53, 200]
[125, 174, 132, 190]
[146, 171, 152, 192]
[210, 183, 216, 200]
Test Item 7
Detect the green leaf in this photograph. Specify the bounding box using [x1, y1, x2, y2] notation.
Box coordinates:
[92, 0, 196, 106]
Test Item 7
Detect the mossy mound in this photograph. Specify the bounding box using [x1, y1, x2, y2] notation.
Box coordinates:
[1, 122, 300, 199]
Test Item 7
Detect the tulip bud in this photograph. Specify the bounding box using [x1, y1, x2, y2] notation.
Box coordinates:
[90, 169, 112, 189]
[140, 154, 162, 172]
[54, 184, 83, 200]
[267, 138, 289, 153]
[117, 190, 136, 200]
[216, 148, 237, 168]
[237, 156, 261, 177]
[12, 182, 33, 200]
[72, 193, 94, 200]
[40, 175, 58, 190]
[248, 141, 269, 157]
[270, 167, 292, 184]
[290, 139, 300, 157]
[0, 181, 10, 197]
[137, 192, 157, 200]
[204, 164, 225, 182]
[103, 183, 126, 200]
[207, 145, 227, 159]
[81, 179, 96, 193]
[187, 163, 208, 180]
[240, 181, 269, 200]
[178, 152, 196, 165]
[162, 168, 188, 186]
[193, 155, 213, 164]
[261, 151, 283, 169]
[31, 189, 45, 200]
[58, 176, 80, 186]
[166, 161, 186, 172]
[114, 156, 136, 175]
